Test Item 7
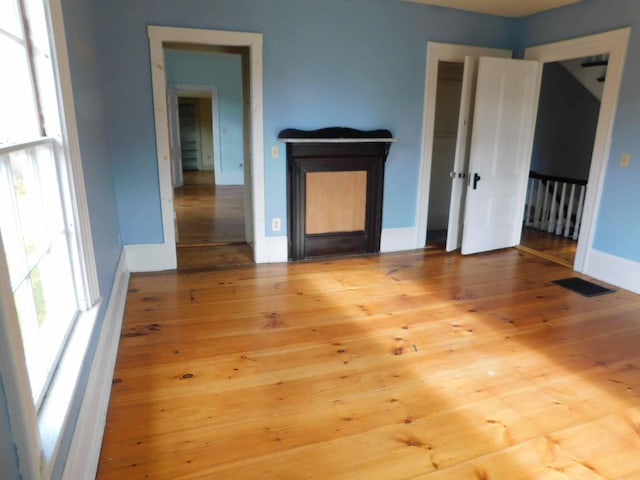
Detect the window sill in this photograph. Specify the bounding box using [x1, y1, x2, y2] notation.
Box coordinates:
[37, 299, 102, 477]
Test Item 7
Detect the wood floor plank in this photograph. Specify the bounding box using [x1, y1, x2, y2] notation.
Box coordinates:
[97, 249, 640, 479]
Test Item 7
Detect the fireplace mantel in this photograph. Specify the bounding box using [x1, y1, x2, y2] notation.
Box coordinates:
[279, 128, 395, 261]
[278, 127, 397, 144]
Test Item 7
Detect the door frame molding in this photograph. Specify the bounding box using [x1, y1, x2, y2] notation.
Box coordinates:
[416, 42, 512, 248]
[524, 27, 630, 273]
[148, 26, 265, 265]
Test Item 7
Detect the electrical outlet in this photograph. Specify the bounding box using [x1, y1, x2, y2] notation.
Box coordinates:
[272, 217, 281, 232]
[271, 146, 279, 159]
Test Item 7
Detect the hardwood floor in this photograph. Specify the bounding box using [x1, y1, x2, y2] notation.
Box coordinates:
[174, 170, 251, 270]
[174, 170, 245, 246]
[520, 227, 578, 267]
[97, 249, 640, 479]
[176, 244, 254, 271]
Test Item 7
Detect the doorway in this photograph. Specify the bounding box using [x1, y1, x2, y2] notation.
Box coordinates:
[520, 55, 605, 267]
[416, 42, 512, 250]
[422, 52, 542, 256]
[147, 26, 267, 270]
[417, 29, 629, 274]
[164, 46, 252, 269]
[524, 28, 630, 272]
[426, 61, 464, 249]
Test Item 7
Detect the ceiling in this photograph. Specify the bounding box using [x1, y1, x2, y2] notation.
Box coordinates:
[403, 0, 582, 17]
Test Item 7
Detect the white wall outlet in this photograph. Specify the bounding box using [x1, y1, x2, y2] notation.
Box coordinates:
[271, 146, 279, 159]
[272, 217, 281, 232]
[620, 153, 631, 167]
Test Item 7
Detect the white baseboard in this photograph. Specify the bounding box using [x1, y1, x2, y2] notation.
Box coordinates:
[585, 249, 640, 294]
[62, 249, 130, 480]
[254, 235, 288, 263]
[124, 243, 176, 272]
[381, 227, 418, 253]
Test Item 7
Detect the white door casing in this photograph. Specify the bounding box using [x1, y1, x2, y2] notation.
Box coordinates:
[446, 56, 477, 252]
[148, 26, 266, 268]
[461, 57, 542, 255]
[166, 88, 184, 189]
[524, 28, 630, 273]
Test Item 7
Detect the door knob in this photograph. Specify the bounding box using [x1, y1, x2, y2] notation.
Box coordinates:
[472, 173, 482, 189]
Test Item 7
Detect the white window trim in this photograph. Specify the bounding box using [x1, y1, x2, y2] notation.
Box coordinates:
[47, 0, 99, 305]
[0, 0, 101, 477]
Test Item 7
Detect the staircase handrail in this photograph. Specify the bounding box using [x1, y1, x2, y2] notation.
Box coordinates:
[529, 170, 587, 186]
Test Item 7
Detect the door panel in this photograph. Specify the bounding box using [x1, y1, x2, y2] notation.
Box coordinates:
[446, 56, 477, 252]
[461, 57, 542, 255]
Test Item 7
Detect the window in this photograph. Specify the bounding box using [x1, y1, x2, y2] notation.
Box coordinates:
[0, 0, 92, 408]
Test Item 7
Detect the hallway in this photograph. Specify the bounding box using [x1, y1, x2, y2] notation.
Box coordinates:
[174, 171, 253, 269]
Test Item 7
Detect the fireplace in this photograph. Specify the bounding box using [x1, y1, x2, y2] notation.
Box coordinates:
[279, 128, 395, 260]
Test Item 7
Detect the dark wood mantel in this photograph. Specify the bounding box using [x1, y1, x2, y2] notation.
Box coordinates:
[279, 128, 395, 261]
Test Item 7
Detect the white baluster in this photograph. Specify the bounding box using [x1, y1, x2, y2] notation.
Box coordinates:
[534, 179, 544, 229]
[526, 178, 535, 226]
[548, 181, 559, 233]
[541, 181, 551, 230]
[573, 185, 586, 240]
[556, 183, 567, 236]
[564, 184, 576, 237]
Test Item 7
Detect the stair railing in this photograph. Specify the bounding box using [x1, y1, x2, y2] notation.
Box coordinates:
[524, 171, 587, 240]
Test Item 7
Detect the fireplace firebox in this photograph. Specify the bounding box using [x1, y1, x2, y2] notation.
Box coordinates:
[279, 127, 396, 261]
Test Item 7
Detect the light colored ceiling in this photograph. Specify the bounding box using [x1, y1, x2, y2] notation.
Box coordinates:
[404, 0, 581, 17]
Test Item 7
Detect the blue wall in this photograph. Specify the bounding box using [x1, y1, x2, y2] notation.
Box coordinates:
[531, 62, 600, 181]
[165, 50, 244, 183]
[88, 0, 515, 242]
[517, 0, 640, 262]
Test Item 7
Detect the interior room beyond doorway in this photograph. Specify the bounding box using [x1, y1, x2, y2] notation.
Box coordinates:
[520, 54, 605, 267]
[165, 44, 253, 269]
[426, 61, 464, 250]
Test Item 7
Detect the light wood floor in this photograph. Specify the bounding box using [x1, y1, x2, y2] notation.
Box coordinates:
[174, 170, 252, 270]
[520, 227, 578, 267]
[174, 170, 245, 246]
[97, 248, 640, 479]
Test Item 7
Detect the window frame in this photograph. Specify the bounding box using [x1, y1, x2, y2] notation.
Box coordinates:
[0, 0, 100, 477]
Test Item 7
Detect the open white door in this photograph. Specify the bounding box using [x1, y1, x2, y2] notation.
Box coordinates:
[446, 56, 478, 252]
[167, 88, 184, 188]
[461, 57, 542, 255]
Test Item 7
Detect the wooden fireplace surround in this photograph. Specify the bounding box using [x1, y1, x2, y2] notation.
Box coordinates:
[279, 127, 395, 261]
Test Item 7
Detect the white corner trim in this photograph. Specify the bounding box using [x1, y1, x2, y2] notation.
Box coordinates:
[253, 236, 288, 263]
[416, 42, 512, 249]
[124, 243, 176, 273]
[381, 227, 419, 253]
[62, 249, 130, 480]
[585, 249, 640, 294]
